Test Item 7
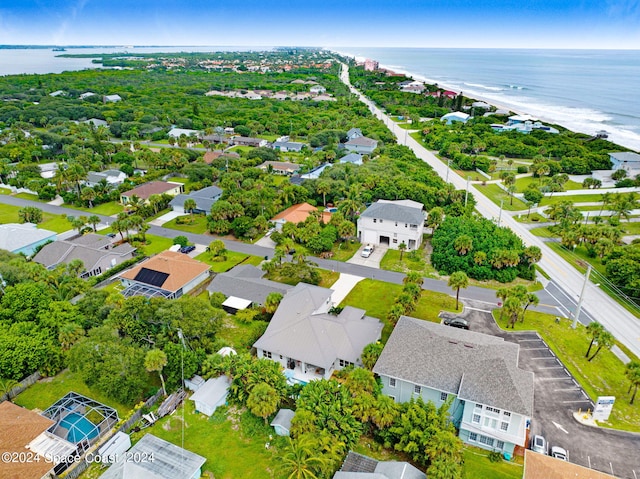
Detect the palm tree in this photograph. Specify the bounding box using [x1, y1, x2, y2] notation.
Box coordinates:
[585, 321, 604, 358]
[247, 382, 279, 424]
[599, 192, 613, 217]
[521, 293, 539, 321]
[279, 437, 327, 479]
[453, 235, 473, 255]
[448, 271, 469, 310]
[427, 207, 444, 232]
[360, 342, 383, 370]
[316, 180, 331, 207]
[58, 323, 84, 351]
[398, 241, 407, 260]
[372, 395, 399, 429]
[183, 198, 197, 220]
[625, 361, 640, 405]
[587, 329, 614, 362]
[264, 292, 283, 314]
[87, 215, 100, 232]
[144, 349, 168, 396]
[403, 271, 424, 287]
[0, 378, 19, 400]
[504, 296, 522, 328]
[81, 186, 96, 208]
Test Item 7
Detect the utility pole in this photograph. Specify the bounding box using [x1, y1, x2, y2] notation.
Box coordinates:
[464, 176, 471, 207]
[572, 264, 592, 329]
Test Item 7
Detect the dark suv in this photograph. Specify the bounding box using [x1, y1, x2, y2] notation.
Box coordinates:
[180, 245, 196, 254]
[443, 317, 470, 330]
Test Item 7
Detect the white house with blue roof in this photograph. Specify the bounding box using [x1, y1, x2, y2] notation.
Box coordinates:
[373, 316, 534, 458]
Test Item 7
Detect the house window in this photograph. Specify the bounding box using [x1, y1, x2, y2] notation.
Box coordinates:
[414, 385, 421, 394]
[389, 378, 396, 388]
[496, 440, 505, 450]
[389, 395, 396, 401]
[486, 407, 500, 414]
[395, 222, 398, 227]
[500, 422, 509, 431]
[472, 414, 481, 424]
[263, 351, 272, 359]
[503, 411, 511, 417]
[469, 432, 478, 441]
[373, 218, 377, 223]
[479, 435, 495, 447]
[339, 359, 354, 368]
[392, 239, 398, 244]
[475, 403, 483, 410]
[405, 223, 408, 228]
[380, 219, 383, 223]
[440, 392, 448, 401]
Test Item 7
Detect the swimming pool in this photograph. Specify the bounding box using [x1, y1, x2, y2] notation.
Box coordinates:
[59, 412, 99, 443]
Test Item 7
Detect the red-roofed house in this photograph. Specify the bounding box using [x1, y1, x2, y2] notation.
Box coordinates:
[271, 202, 331, 231]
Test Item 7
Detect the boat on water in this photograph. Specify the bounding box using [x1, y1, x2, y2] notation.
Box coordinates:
[52, 47, 66, 52]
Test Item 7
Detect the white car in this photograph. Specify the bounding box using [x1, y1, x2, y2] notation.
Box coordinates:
[551, 446, 567, 461]
[361, 245, 375, 258]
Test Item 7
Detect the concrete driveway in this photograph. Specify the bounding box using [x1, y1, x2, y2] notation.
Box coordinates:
[347, 244, 387, 268]
[453, 302, 640, 479]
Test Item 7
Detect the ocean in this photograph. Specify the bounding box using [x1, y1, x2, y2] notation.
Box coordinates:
[336, 48, 640, 152]
[1, 46, 639, 151]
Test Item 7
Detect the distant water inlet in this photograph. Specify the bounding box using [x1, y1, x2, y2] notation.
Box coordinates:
[59, 412, 99, 443]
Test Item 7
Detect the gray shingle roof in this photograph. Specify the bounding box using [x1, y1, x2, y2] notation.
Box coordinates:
[339, 153, 363, 164]
[345, 136, 378, 147]
[373, 316, 534, 417]
[189, 376, 231, 409]
[169, 185, 223, 212]
[99, 433, 205, 479]
[360, 200, 424, 225]
[253, 283, 383, 370]
[610, 151, 640, 163]
[207, 265, 292, 305]
[270, 408, 294, 430]
[336, 452, 426, 479]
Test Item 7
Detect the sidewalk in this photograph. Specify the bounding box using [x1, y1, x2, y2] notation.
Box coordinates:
[330, 273, 364, 306]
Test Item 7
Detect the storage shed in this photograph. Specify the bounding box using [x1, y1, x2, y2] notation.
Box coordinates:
[189, 376, 231, 416]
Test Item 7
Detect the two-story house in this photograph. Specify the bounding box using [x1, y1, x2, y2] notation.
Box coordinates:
[374, 316, 534, 458]
[357, 199, 425, 250]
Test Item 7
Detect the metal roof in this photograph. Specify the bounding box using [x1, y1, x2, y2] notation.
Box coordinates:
[359, 200, 424, 225]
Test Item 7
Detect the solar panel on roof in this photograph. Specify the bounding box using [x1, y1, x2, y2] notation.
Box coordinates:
[134, 267, 169, 287]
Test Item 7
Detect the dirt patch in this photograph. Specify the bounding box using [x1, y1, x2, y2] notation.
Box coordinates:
[227, 405, 244, 431]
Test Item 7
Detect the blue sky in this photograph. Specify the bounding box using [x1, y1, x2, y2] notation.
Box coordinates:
[1, 0, 639, 48]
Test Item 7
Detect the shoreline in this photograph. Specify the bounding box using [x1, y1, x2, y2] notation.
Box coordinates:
[333, 49, 639, 152]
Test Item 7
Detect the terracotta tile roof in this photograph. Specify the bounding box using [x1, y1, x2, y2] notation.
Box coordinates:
[120, 250, 210, 292]
[524, 450, 616, 479]
[121, 181, 181, 200]
[0, 401, 55, 479]
[271, 202, 331, 224]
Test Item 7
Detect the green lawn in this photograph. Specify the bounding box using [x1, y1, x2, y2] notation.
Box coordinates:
[14, 192, 41, 201]
[330, 240, 360, 262]
[14, 369, 131, 418]
[130, 402, 282, 479]
[135, 234, 174, 255]
[515, 176, 582, 192]
[0, 187, 10, 195]
[64, 201, 124, 216]
[265, 267, 339, 289]
[463, 447, 523, 479]
[473, 183, 528, 211]
[0, 204, 72, 233]
[217, 316, 269, 352]
[380, 247, 438, 277]
[529, 226, 557, 238]
[540, 193, 608, 206]
[162, 215, 209, 234]
[340, 279, 458, 342]
[494, 309, 640, 432]
[0, 204, 21, 223]
[195, 250, 263, 273]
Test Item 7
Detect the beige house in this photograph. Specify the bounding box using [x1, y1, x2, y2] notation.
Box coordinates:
[120, 181, 183, 204]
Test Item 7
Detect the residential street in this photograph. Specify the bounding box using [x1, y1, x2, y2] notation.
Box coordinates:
[339, 62, 640, 359]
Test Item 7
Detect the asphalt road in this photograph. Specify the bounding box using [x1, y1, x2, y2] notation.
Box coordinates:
[339, 62, 640, 359]
[454, 302, 640, 479]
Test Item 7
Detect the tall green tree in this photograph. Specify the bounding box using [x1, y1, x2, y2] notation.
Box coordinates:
[585, 321, 604, 358]
[247, 381, 279, 424]
[587, 329, 614, 362]
[144, 348, 168, 396]
[625, 361, 640, 405]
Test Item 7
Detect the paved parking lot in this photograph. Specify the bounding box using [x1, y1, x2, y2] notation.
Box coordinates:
[445, 302, 640, 479]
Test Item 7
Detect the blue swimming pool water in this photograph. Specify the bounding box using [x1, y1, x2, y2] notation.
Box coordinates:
[60, 412, 98, 443]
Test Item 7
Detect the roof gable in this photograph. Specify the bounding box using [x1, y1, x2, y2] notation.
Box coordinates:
[360, 200, 424, 224]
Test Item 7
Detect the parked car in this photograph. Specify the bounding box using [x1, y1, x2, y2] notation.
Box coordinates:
[180, 245, 196, 254]
[443, 317, 470, 330]
[361, 245, 375, 258]
[531, 435, 547, 455]
[551, 446, 567, 461]
[106, 233, 116, 238]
